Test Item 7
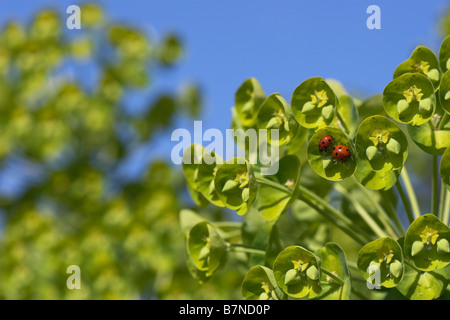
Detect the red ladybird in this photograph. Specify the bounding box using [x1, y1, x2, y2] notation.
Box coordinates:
[319, 135, 333, 152]
[332, 144, 350, 162]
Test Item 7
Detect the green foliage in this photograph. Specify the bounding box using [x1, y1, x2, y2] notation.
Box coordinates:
[181, 25, 450, 300]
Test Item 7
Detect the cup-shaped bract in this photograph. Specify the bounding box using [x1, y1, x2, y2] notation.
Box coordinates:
[314, 243, 351, 300]
[404, 214, 450, 271]
[407, 92, 450, 156]
[355, 115, 408, 172]
[383, 73, 436, 126]
[256, 93, 298, 146]
[255, 155, 301, 222]
[439, 69, 450, 114]
[197, 150, 225, 207]
[307, 127, 356, 181]
[438, 35, 450, 74]
[214, 158, 258, 215]
[441, 145, 450, 192]
[235, 78, 266, 127]
[182, 144, 210, 208]
[357, 237, 404, 288]
[393, 46, 441, 88]
[241, 265, 287, 300]
[291, 77, 337, 130]
[273, 246, 322, 299]
[186, 221, 227, 278]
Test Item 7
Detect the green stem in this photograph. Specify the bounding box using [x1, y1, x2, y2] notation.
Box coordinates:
[442, 188, 450, 225]
[395, 180, 415, 224]
[432, 155, 438, 216]
[381, 191, 406, 235]
[400, 167, 421, 219]
[212, 221, 242, 229]
[336, 110, 351, 134]
[320, 267, 344, 285]
[227, 243, 266, 256]
[352, 179, 401, 237]
[438, 113, 449, 130]
[334, 184, 389, 239]
[299, 194, 368, 245]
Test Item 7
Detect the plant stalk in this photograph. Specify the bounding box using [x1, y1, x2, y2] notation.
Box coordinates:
[400, 167, 420, 219]
[395, 180, 415, 224]
[432, 155, 438, 216]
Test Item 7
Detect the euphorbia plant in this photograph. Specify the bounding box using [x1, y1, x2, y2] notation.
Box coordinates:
[180, 35, 450, 300]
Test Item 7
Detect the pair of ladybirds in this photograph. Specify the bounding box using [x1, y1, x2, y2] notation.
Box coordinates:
[319, 135, 350, 162]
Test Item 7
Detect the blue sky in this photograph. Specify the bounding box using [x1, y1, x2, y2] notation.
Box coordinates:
[1, 0, 449, 174]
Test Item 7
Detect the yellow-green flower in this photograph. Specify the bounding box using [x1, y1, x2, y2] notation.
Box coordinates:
[369, 128, 389, 147]
[235, 171, 249, 188]
[292, 258, 309, 272]
[413, 60, 430, 75]
[420, 226, 439, 245]
[310, 89, 328, 108]
[376, 244, 394, 264]
[403, 85, 424, 104]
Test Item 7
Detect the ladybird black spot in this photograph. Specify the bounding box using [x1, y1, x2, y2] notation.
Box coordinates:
[322, 141, 325, 144]
[346, 149, 349, 151]
[335, 152, 338, 156]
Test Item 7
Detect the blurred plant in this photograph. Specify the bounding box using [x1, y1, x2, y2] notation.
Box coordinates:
[0, 3, 244, 299]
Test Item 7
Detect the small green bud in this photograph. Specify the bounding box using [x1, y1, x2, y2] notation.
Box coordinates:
[411, 240, 424, 256]
[270, 290, 279, 300]
[208, 179, 216, 195]
[427, 69, 439, 82]
[321, 105, 334, 120]
[259, 292, 270, 300]
[241, 187, 250, 202]
[198, 245, 210, 261]
[240, 102, 254, 114]
[265, 117, 280, 129]
[302, 102, 316, 114]
[397, 100, 410, 114]
[306, 265, 319, 281]
[418, 99, 432, 113]
[389, 259, 402, 278]
[284, 268, 301, 286]
[322, 158, 332, 169]
[366, 146, 378, 161]
[437, 238, 450, 253]
[386, 138, 401, 154]
[221, 180, 239, 192]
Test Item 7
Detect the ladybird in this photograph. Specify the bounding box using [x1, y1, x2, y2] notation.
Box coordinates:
[319, 135, 333, 152]
[332, 144, 350, 162]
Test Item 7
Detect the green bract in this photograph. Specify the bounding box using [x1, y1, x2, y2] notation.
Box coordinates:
[186, 221, 227, 279]
[196, 150, 225, 207]
[439, 69, 450, 114]
[307, 127, 356, 181]
[404, 214, 450, 271]
[214, 158, 257, 215]
[273, 245, 321, 298]
[256, 93, 298, 146]
[255, 155, 301, 222]
[314, 243, 351, 300]
[441, 145, 450, 191]
[355, 115, 408, 172]
[182, 144, 209, 208]
[235, 78, 266, 127]
[407, 95, 450, 155]
[439, 35, 450, 73]
[357, 237, 404, 288]
[393, 46, 441, 87]
[383, 73, 436, 126]
[291, 77, 337, 129]
[241, 265, 287, 300]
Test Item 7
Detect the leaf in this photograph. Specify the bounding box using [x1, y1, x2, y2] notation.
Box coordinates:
[214, 158, 258, 215]
[404, 214, 450, 271]
[383, 73, 436, 126]
[291, 77, 337, 130]
[241, 265, 287, 300]
[439, 69, 450, 114]
[307, 127, 357, 181]
[255, 155, 301, 222]
[273, 245, 322, 298]
[182, 144, 210, 208]
[393, 46, 441, 87]
[314, 243, 351, 300]
[438, 35, 450, 74]
[357, 237, 404, 288]
[235, 78, 266, 127]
